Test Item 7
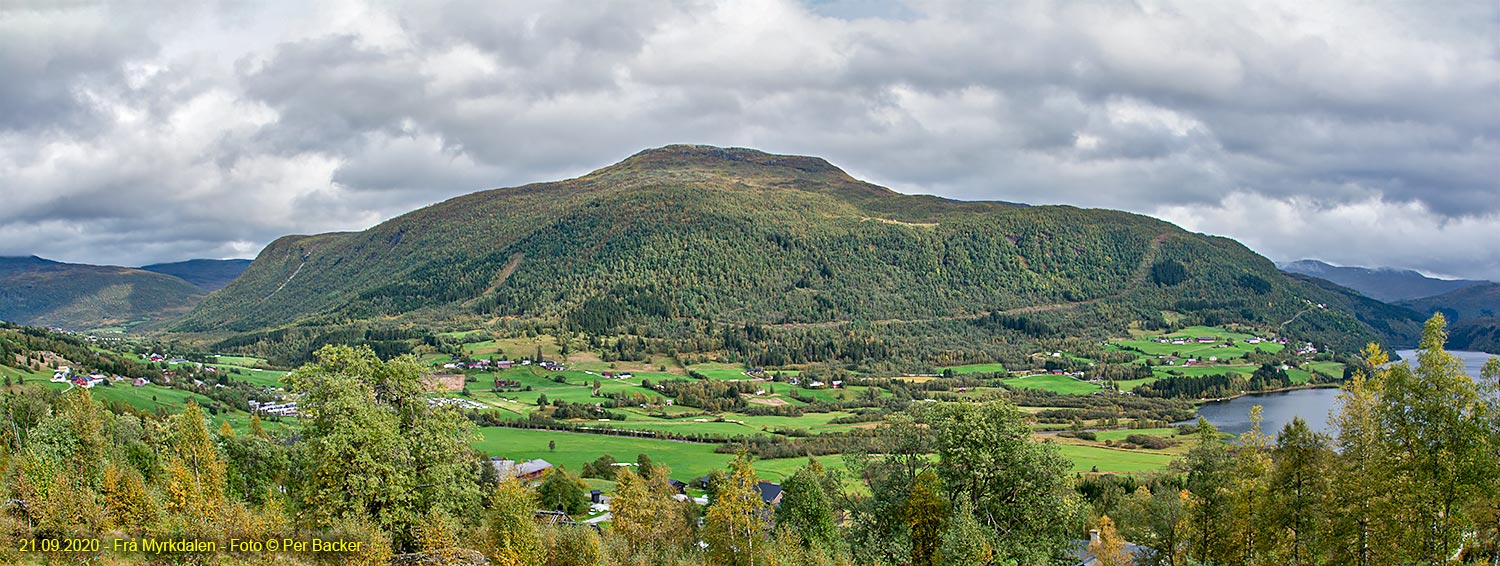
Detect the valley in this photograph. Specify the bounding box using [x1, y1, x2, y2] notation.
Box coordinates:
[1, 146, 1495, 564]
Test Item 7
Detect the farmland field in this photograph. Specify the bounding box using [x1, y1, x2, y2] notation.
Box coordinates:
[1112, 325, 1284, 360]
[687, 363, 752, 380]
[473, 426, 734, 480]
[939, 362, 1007, 374]
[1053, 443, 1179, 473]
[1002, 373, 1103, 395]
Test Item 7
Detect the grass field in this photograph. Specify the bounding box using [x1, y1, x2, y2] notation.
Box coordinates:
[34, 378, 221, 414]
[1053, 442, 1179, 473]
[1306, 361, 1345, 379]
[1089, 427, 1182, 442]
[473, 427, 735, 481]
[939, 362, 1007, 374]
[1113, 326, 1284, 360]
[1002, 373, 1103, 395]
[687, 363, 752, 380]
[0, 364, 47, 382]
[473, 425, 1177, 487]
[1115, 377, 1157, 391]
[212, 355, 270, 368]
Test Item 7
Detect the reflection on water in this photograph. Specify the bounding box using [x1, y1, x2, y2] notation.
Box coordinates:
[1186, 388, 1344, 437]
[1183, 350, 1495, 438]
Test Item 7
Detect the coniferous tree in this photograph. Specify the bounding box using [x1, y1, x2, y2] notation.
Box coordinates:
[1269, 417, 1333, 566]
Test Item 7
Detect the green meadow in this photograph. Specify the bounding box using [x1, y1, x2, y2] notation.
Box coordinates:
[1002, 373, 1103, 395]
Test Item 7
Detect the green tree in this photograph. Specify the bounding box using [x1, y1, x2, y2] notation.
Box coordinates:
[537, 467, 588, 515]
[1269, 417, 1332, 566]
[1226, 405, 1274, 563]
[930, 401, 1081, 563]
[1377, 314, 1492, 563]
[283, 344, 483, 551]
[609, 465, 693, 557]
[220, 428, 289, 505]
[940, 498, 992, 566]
[1327, 345, 1397, 566]
[1118, 484, 1187, 566]
[541, 524, 602, 566]
[162, 400, 228, 518]
[1178, 418, 1233, 565]
[775, 461, 842, 556]
[635, 453, 655, 478]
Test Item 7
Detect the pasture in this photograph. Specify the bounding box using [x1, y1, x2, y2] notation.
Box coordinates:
[1002, 373, 1103, 395]
[939, 362, 1008, 375]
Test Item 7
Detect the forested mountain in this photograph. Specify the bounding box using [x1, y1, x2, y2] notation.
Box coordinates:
[1395, 283, 1500, 354]
[1278, 259, 1488, 302]
[139, 258, 253, 291]
[0, 256, 204, 330]
[176, 145, 1423, 362]
[1398, 282, 1500, 321]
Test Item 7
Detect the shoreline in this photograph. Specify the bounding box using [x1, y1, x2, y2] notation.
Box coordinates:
[1191, 382, 1342, 404]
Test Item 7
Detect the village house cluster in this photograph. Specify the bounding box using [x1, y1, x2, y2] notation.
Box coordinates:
[443, 358, 568, 371]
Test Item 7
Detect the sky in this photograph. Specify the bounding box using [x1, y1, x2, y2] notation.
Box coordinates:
[2, 0, 1497, 279]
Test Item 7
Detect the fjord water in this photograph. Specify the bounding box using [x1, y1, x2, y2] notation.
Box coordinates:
[1187, 349, 1495, 437]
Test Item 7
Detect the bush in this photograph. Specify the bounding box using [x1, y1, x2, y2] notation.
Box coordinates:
[1124, 434, 1177, 450]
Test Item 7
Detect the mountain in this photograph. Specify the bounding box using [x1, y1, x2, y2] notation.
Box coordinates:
[175, 145, 1423, 362]
[1278, 259, 1488, 302]
[139, 258, 253, 291]
[0, 256, 205, 330]
[1374, 282, 1500, 355]
[1397, 282, 1500, 321]
[1447, 317, 1500, 355]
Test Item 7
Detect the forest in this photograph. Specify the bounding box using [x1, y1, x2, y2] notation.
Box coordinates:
[0, 315, 1495, 565]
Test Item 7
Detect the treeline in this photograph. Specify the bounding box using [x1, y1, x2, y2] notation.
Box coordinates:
[207, 324, 438, 366]
[1134, 363, 1343, 399]
[0, 323, 163, 378]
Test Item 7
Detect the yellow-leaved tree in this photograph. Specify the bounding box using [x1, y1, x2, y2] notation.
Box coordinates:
[703, 455, 772, 566]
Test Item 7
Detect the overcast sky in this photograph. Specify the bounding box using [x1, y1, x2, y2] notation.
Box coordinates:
[2, 0, 1497, 279]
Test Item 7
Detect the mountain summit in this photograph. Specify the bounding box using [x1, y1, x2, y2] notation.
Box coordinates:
[175, 145, 1420, 356]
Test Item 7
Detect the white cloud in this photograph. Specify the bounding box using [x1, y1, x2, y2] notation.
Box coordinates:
[1156, 194, 1500, 280]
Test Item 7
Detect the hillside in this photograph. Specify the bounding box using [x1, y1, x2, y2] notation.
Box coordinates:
[1278, 259, 1488, 302]
[176, 145, 1422, 363]
[139, 258, 253, 291]
[1398, 282, 1500, 321]
[0, 256, 205, 331]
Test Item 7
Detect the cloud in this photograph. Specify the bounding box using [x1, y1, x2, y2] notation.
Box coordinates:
[1155, 193, 1500, 281]
[0, 0, 1495, 281]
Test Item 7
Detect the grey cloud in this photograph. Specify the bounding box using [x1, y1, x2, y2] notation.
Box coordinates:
[0, 0, 1496, 280]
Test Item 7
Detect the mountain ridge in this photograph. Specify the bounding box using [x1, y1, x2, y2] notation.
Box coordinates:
[173, 145, 1423, 364]
[1278, 259, 1489, 302]
[0, 255, 205, 330]
[139, 258, 253, 292]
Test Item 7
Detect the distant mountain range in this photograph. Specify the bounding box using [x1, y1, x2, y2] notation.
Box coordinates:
[1399, 283, 1500, 354]
[1277, 259, 1490, 302]
[0, 256, 251, 331]
[0, 256, 205, 330]
[139, 259, 252, 292]
[1277, 260, 1500, 354]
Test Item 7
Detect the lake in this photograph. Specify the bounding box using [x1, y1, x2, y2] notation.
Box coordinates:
[1184, 349, 1496, 438]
